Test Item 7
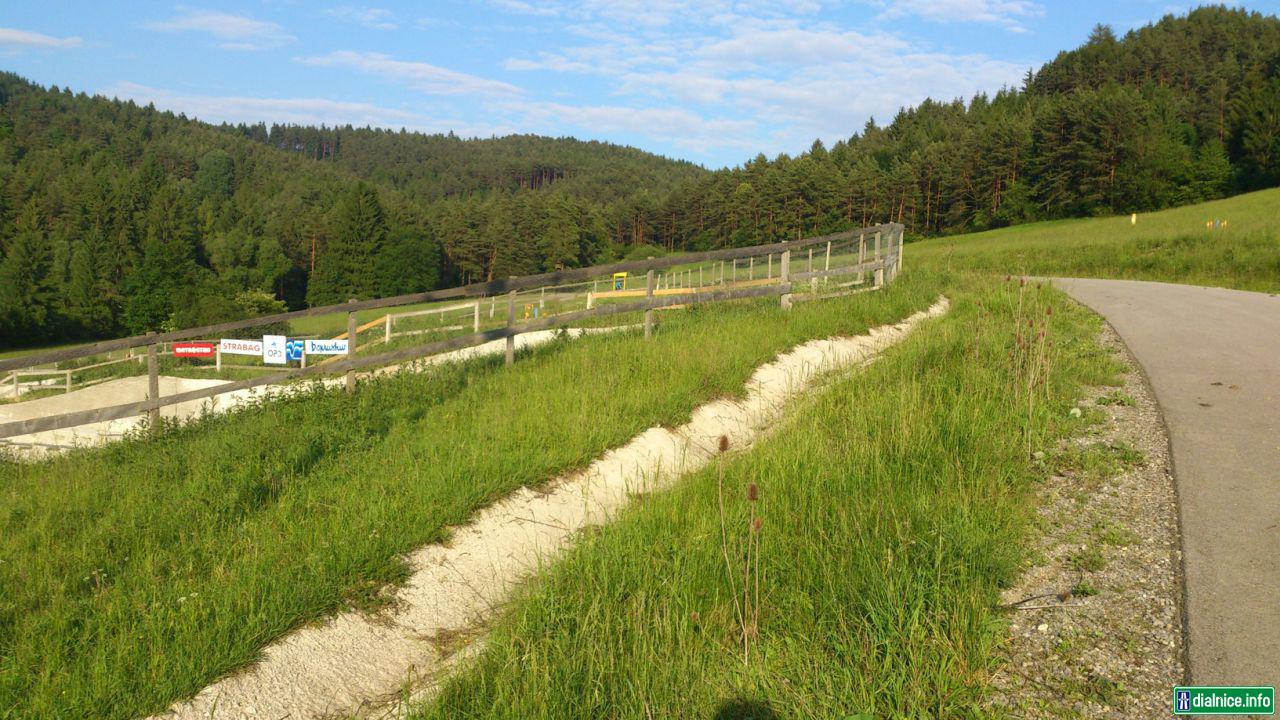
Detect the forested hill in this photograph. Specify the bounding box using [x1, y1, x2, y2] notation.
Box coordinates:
[231, 126, 705, 205]
[636, 6, 1280, 249]
[0, 73, 702, 347]
[1, 5, 1278, 350]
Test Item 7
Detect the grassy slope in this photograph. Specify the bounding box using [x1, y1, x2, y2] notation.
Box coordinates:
[0, 279, 937, 719]
[911, 188, 1280, 293]
[411, 274, 1123, 719]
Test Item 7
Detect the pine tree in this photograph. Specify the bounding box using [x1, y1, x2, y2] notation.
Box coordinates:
[307, 182, 387, 306]
[121, 185, 201, 333]
[0, 202, 57, 343]
[195, 149, 234, 202]
[537, 193, 581, 271]
[64, 231, 116, 336]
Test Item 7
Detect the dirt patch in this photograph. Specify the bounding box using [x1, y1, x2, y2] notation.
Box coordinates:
[148, 298, 949, 720]
[990, 323, 1183, 718]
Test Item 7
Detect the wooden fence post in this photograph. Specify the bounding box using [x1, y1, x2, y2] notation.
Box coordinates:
[732, 258, 737, 283]
[768, 253, 773, 279]
[146, 331, 160, 430]
[215, 345, 222, 373]
[505, 280, 516, 366]
[824, 241, 832, 272]
[896, 226, 904, 277]
[346, 299, 357, 393]
[473, 302, 480, 332]
[65, 370, 72, 394]
[539, 286, 545, 313]
[780, 250, 792, 310]
[385, 314, 392, 344]
[858, 232, 866, 283]
[749, 256, 754, 280]
[644, 259, 655, 340]
[807, 247, 814, 293]
[875, 230, 884, 288]
[699, 266, 703, 288]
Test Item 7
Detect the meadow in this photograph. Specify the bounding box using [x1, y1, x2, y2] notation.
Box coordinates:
[407, 274, 1122, 719]
[911, 187, 1280, 293]
[0, 275, 933, 719]
[3, 190, 1273, 718]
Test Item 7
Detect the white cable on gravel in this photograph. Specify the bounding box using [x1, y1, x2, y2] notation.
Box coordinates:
[147, 297, 949, 720]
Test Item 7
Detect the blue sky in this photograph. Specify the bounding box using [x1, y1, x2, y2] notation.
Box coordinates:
[3, 1, 1278, 168]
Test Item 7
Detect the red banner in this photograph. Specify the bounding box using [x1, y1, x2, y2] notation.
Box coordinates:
[173, 342, 215, 358]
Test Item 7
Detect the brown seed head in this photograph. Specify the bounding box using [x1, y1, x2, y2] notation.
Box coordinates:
[747, 483, 758, 502]
[690, 611, 700, 623]
[718, 435, 730, 453]
[752, 516, 763, 532]
[1046, 305, 1053, 316]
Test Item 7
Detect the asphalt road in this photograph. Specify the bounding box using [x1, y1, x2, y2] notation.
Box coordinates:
[1053, 278, 1280, 687]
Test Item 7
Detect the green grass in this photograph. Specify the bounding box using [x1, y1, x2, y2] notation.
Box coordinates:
[408, 275, 1124, 719]
[912, 187, 1280, 293]
[0, 276, 939, 719]
[12, 181, 1255, 716]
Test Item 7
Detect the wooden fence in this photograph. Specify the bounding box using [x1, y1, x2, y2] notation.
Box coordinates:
[0, 224, 903, 441]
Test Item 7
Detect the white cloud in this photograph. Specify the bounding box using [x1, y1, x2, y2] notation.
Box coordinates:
[302, 51, 524, 96]
[875, 0, 1043, 32]
[145, 9, 295, 51]
[503, 99, 757, 152]
[490, 0, 562, 17]
[323, 7, 398, 30]
[103, 81, 518, 137]
[0, 27, 83, 49]
[495, 3, 1031, 163]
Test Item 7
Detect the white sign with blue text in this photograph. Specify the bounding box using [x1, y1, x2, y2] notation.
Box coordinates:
[262, 335, 287, 365]
[304, 339, 349, 355]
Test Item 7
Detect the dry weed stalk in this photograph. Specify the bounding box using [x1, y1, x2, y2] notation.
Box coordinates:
[715, 434, 764, 665]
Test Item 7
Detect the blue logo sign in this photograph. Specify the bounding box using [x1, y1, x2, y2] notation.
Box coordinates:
[304, 339, 349, 355]
[285, 339, 304, 362]
[1177, 690, 1191, 712]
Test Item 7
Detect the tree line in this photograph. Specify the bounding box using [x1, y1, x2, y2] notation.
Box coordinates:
[1, 6, 1277, 349]
[0, 75, 691, 347]
[616, 6, 1279, 251]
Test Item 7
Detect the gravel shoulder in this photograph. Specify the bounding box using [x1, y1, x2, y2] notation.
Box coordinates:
[990, 322, 1184, 718]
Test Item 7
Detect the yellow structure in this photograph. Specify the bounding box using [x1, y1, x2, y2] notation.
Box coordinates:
[612, 272, 628, 291]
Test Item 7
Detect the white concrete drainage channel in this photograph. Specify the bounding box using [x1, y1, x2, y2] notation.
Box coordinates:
[147, 298, 949, 720]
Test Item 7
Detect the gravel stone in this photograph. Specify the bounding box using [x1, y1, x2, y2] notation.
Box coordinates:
[988, 324, 1184, 719]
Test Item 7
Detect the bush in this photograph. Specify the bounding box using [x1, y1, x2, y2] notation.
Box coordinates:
[168, 287, 289, 336]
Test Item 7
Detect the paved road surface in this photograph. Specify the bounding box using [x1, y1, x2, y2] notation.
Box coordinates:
[1054, 278, 1280, 687]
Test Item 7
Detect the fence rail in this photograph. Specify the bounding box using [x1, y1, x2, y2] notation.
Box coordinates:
[0, 224, 903, 442]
